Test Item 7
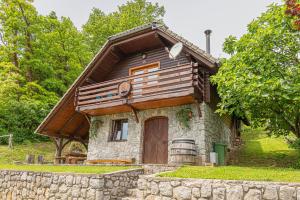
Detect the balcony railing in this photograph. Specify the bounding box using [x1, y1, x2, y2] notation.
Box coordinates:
[75, 64, 204, 114]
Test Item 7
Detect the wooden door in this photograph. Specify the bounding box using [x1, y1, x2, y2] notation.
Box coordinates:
[143, 117, 168, 164]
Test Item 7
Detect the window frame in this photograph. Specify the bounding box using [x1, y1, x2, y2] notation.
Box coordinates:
[109, 119, 129, 142]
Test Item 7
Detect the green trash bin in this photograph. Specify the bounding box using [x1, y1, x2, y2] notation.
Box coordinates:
[213, 143, 227, 166]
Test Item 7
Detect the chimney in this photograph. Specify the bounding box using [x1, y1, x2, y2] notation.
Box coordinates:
[204, 29, 212, 54]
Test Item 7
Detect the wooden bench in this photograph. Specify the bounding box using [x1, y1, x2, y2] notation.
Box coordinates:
[86, 159, 134, 165]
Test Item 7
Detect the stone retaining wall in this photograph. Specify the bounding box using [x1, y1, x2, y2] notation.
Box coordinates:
[137, 175, 300, 200]
[0, 168, 143, 200]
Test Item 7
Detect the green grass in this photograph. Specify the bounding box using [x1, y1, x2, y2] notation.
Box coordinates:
[0, 164, 138, 174]
[160, 128, 300, 182]
[160, 166, 300, 182]
[0, 142, 138, 174]
[0, 142, 56, 164]
[235, 127, 299, 167]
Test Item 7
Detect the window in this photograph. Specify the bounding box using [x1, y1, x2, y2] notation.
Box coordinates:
[110, 119, 128, 141]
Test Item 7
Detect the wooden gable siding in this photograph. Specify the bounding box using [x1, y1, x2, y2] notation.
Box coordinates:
[104, 47, 190, 81]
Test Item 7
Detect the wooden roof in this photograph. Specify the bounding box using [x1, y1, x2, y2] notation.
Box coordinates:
[35, 22, 219, 141]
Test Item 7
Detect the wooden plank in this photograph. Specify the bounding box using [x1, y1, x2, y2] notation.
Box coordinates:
[79, 85, 118, 96]
[132, 81, 192, 96]
[77, 99, 126, 111]
[78, 94, 120, 106]
[81, 95, 195, 116]
[79, 64, 191, 91]
[130, 89, 193, 104]
[78, 69, 192, 98]
[78, 89, 118, 101]
[132, 75, 192, 92]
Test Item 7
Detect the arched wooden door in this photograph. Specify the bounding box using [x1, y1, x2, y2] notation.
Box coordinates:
[143, 117, 168, 164]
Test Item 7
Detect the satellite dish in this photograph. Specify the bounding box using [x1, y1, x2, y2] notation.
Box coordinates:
[169, 42, 183, 59]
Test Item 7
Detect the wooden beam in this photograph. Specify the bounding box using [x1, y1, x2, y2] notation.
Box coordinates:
[46, 131, 88, 143]
[83, 113, 91, 125]
[69, 119, 86, 138]
[111, 45, 125, 59]
[127, 104, 139, 123]
[85, 78, 97, 84]
[58, 112, 79, 134]
[204, 72, 211, 103]
[194, 100, 202, 118]
[112, 31, 156, 46]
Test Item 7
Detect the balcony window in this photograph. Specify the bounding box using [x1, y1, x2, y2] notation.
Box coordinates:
[110, 119, 128, 141]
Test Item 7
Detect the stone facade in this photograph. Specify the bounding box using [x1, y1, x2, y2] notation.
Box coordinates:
[0, 169, 143, 200]
[136, 175, 300, 200]
[87, 102, 232, 164]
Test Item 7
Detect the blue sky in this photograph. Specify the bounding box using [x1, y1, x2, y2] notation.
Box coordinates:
[33, 0, 282, 58]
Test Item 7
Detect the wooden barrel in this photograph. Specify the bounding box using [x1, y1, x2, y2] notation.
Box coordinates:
[171, 138, 196, 165]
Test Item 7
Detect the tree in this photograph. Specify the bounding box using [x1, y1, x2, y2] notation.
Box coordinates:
[286, 0, 300, 30]
[0, 0, 90, 142]
[0, 0, 165, 143]
[212, 4, 300, 137]
[83, 0, 165, 55]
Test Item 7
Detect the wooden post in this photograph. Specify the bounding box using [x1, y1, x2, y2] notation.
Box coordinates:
[8, 134, 12, 149]
[25, 154, 35, 164]
[53, 137, 73, 164]
[37, 155, 44, 164]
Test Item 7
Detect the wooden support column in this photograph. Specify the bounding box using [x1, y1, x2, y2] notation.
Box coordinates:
[130, 105, 139, 123]
[53, 137, 73, 164]
[83, 113, 91, 125]
[125, 103, 139, 123]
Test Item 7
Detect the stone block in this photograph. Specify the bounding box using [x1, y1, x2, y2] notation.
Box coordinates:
[201, 183, 212, 198]
[226, 185, 243, 200]
[173, 186, 192, 200]
[244, 189, 261, 200]
[263, 186, 278, 200]
[159, 182, 172, 197]
[213, 187, 226, 200]
[279, 186, 296, 200]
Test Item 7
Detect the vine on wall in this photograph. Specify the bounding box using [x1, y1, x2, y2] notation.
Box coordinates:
[176, 106, 193, 129]
[89, 119, 103, 139]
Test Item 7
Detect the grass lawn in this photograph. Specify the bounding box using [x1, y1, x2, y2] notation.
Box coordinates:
[0, 164, 138, 174]
[0, 142, 56, 164]
[160, 128, 300, 182]
[160, 166, 300, 182]
[235, 127, 299, 167]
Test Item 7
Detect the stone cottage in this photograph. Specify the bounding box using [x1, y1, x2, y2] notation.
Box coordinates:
[36, 23, 241, 165]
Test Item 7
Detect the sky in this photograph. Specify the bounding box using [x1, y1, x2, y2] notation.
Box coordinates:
[33, 0, 282, 58]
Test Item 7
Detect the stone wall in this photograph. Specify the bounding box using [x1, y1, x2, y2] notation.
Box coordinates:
[87, 102, 232, 164]
[202, 103, 232, 162]
[137, 175, 300, 200]
[0, 168, 143, 200]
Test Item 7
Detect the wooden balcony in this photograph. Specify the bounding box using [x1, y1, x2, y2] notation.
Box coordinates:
[75, 64, 204, 116]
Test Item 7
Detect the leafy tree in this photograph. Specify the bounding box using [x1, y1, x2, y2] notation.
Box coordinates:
[0, 0, 89, 142]
[212, 4, 300, 137]
[83, 0, 165, 54]
[0, 0, 165, 143]
[286, 0, 300, 30]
